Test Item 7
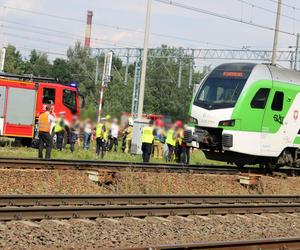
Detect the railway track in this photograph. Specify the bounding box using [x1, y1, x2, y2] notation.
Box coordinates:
[135, 237, 300, 249]
[1, 194, 300, 221]
[0, 157, 299, 176]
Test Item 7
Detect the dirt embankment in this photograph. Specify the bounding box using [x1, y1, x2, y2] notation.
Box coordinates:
[0, 169, 299, 195]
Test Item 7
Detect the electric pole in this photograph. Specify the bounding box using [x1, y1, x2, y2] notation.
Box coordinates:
[137, 0, 152, 119]
[294, 33, 300, 70]
[271, 0, 282, 65]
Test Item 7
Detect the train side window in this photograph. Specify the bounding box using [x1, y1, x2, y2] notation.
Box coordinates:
[250, 88, 270, 109]
[271, 91, 284, 111]
[43, 88, 55, 104]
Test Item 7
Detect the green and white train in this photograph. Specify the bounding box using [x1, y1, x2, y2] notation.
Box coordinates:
[189, 63, 300, 169]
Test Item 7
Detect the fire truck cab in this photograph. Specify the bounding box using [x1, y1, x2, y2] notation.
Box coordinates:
[0, 73, 82, 144]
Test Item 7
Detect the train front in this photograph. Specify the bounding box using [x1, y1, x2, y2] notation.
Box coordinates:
[189, 63, 256, 164]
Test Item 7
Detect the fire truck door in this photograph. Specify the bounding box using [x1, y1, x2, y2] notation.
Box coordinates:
[4, 87, 36, 137]
[0, 86, 5, 135]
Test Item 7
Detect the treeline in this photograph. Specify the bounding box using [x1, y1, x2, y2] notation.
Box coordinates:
[4, 42, 205, 121]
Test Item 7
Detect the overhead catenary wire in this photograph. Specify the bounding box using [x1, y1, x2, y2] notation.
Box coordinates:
[237, 0, 300, 23]
[154, 0, 296, 36]
[1, 5, 243, 49]
[266, 0, 300, 12]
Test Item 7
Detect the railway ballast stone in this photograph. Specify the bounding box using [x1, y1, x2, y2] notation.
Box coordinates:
[0, 169, 300, 195]
[0, 213, 298, 249]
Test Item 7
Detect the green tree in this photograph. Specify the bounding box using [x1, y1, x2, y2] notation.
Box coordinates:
[3, 45, 25, 74]
[24, 50, 52, 77]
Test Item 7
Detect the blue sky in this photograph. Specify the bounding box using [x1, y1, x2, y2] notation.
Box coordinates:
[0, 0, 299, 68]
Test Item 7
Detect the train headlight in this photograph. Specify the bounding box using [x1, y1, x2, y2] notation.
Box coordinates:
[218, 119, 235, 127]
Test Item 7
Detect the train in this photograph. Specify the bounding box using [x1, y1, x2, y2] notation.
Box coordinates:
[0, 73, 83, 146]
[189, 62, 300, 169]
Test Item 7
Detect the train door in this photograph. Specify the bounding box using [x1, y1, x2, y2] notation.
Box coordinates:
[261, 87, 288, 156]
[0, 86, 6, 135]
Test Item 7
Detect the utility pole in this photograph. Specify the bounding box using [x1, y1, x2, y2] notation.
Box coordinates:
[95, 55, 99, 86]
[294, 33, 300, 70]
[97, 51, 113, 122]
[271, 0, 282, 65]
[137, 0, 152, 118]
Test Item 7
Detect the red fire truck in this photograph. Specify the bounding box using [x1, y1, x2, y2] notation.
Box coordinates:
[0, 73, 83, 145]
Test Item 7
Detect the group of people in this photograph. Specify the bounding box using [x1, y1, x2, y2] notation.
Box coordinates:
[37, 104, 81, 159]
[38, 105, 191, 164]
[141, 119, 192, 164]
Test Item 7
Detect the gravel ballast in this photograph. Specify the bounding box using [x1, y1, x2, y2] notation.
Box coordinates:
[0, 213, 298, 249]
[0, 169, 299, 195]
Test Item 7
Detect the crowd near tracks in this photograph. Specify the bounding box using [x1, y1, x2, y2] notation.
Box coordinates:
[0, 194, 300, 221]
[1, 157, 300, 175]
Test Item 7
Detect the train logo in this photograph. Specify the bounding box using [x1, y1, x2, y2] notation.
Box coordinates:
[294, 110, 299, 121]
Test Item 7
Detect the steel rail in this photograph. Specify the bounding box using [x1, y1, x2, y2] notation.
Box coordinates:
[0, 157, 299, 176]
[1, 194, 300, 207]
[1, 202, 300, 220]
[132, 237, 300, 249]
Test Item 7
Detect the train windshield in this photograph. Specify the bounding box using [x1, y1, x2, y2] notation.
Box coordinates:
[194, 77, 247, 110]
[194, 64, 255, 110]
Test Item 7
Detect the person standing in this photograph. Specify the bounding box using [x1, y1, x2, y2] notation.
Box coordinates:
[141, 120, 155, 163]
[69, 116, 80, 153]
[153, 119, 165, 160]
[174, 120, 183, 163]
[38, 105, 54, 159]
[54, 111, 66, 151]
[124, 118, 133, 154]
[166, 124, 176, 162]
[105, 115, 112, 151]
[95, 118, 107, 159]
[83, 119, 92, 150]
[110, 118, 119, 152]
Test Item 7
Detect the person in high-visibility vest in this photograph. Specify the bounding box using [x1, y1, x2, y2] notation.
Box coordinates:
[54, 111, 66, 151]
[95, 117, 107, 159]
[38, 105, 55, 159]
[141, 120, 155, 163]
[166, 124, 177, 162]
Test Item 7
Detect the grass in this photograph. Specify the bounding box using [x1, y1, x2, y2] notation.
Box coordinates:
[0, 142, 223, 165]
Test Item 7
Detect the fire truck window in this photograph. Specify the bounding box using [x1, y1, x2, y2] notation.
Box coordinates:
[63, 89, 77, 113]
[43, 88, 55, 104]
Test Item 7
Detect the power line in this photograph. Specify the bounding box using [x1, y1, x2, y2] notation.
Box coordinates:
[237, 0, 300, 22]
[267, 0, 300, 12]
[1, 5, 241, 49]
[154, 0, 296, 36]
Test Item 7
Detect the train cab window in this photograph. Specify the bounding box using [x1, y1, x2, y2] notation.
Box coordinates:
[250, 88, 270, 109]
[63, 89, 77, 113]
[43, 88, 55, 104]
[271, 91, 284, 111]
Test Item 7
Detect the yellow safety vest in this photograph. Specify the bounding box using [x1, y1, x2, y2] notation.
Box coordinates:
[177, 128, 184, 145]
[39, 112, 50, 132]
[54, 118, 64, 133]
[142, 126, 154, 144]
[96, 123, 108, 141]
[166, 129, 176, 146]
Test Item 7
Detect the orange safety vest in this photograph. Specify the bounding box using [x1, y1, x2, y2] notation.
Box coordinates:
[39, 112, 50, 132]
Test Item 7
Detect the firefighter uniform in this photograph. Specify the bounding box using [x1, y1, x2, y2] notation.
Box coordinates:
[38, 111, 53, 159]
[141, 125, 154, 163]
[124, 125, 133, 154]
[166, 128, 176, 162]
[153, 129, 164, 159]
[54, 117, 65, 151]
[96, 121, 107, 159]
